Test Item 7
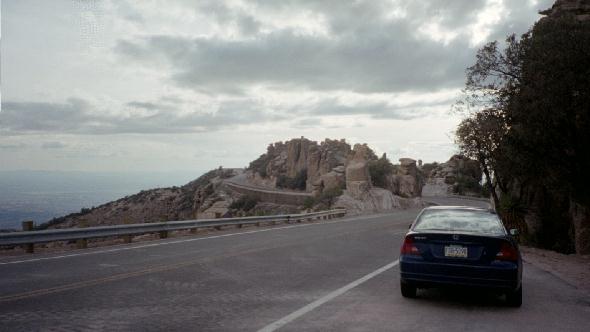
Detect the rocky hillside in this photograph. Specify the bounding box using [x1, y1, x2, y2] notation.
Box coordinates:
[41, 168, 238, 229]
[422, 155, 483, 197]
[246, 137, 424, 197]
[41, 137, 428, 229]
[242, 137, 425, 213]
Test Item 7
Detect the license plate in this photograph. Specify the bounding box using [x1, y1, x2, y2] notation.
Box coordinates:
[444, 245, 468, 258]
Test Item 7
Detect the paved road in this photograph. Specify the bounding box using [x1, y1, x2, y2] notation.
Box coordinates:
[1, 200, 589, 331]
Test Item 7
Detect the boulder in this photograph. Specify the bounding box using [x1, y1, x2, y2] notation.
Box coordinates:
[320, 170, 345, 192]
[345, 144, 372, 199]
[398, 158, 418, 176]
[386, 158, 423, 198]
[335, 187, 424, 214]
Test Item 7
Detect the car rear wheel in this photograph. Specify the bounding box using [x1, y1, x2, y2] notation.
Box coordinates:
[506, 285, 522, 307]
[400, 280, 417, 298]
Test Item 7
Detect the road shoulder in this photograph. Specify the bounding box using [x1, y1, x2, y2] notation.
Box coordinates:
[521, 246, 590, 295]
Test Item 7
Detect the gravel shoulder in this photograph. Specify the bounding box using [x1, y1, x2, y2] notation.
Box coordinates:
[521, 246, 590, 295]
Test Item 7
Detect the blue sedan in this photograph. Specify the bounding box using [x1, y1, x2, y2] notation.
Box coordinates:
[399, 206, 523, 307]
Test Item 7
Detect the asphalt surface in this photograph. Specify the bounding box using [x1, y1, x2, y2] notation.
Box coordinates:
[1, 197, 589, 331]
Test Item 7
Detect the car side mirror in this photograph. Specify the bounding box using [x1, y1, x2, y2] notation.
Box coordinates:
[510, 229, 519, 236]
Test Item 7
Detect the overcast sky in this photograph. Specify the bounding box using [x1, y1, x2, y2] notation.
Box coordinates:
[0, 0, 553, 173]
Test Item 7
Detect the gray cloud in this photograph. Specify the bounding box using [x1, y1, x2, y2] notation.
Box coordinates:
[115, 28, 471, 94]
[0, 142, 26, 150]
[114, 0, 549, 95]
[127, 101, 172, 111]
[305, 99, 425, 120]
[2, 1, 552, 137]
[1, 94, 437, 135]
[41, 141, 67, 149]
[0, 98, 284, 135]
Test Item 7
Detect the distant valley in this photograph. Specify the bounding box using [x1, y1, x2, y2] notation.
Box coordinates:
[0, 170, 203, 230]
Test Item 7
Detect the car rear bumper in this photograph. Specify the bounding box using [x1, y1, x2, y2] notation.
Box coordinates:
[400, 257, 520, 290]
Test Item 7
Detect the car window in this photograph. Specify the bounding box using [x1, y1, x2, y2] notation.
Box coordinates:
[414, 209, 506, 235]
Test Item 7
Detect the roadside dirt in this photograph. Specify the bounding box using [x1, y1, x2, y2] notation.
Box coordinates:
[522, 246, 590, 295]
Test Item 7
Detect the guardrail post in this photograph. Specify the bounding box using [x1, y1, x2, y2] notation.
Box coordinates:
[238, 224, 243, 228]
[159, 230, 168, 239]
[22, 220, 34, 253]
[256, 222, 261, 227]
[76, 238, 88, 249]
[214, 213, 223, 230]
[123, 235, 132, 244]
[190, 227, 198, 234]
[76, 220, 89, 249]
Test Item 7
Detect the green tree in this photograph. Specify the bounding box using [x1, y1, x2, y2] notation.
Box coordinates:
[456, 12, 590, 253]
[368, 154, 394, 188]
[455, 108, 507, 208]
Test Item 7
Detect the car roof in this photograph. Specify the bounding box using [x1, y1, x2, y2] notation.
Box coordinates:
[423, 205, 496, 214]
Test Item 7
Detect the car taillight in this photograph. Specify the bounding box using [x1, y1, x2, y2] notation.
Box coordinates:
[496, 242, 518, 261]
[401, 236, 420, 255]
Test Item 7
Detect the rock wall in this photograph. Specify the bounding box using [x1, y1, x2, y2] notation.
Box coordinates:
[254, 137, 351, 192]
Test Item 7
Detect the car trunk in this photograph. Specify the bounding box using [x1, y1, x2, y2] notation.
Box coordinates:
[412, 232, 505, 265]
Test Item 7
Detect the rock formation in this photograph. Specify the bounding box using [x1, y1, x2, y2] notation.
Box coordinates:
[422, 155, 482, 196]
[387, 158, 423, 198]
[345, 144, 373, 199]
[249, 137, 351, 192]
[540, 0, 590, 21]
[429, 155, 481, 184]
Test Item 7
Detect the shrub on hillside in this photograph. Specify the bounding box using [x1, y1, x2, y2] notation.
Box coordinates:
[276, 169, 308, 191]
[229, 195, 259, 211]
[452, 175, 484, 196]
[368, 155, 394, 188]
[318, 187, 343, 207]
[421, 162, 439, 177]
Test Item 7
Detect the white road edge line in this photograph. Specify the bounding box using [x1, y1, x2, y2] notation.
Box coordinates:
[257, 260, 400, 332]
[0, 214, 394, 265]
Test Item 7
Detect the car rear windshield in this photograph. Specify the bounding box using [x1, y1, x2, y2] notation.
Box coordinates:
[414, 209, 505, 235]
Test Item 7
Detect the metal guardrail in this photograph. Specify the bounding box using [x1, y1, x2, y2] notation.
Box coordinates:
[0, 209, 347, 251]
